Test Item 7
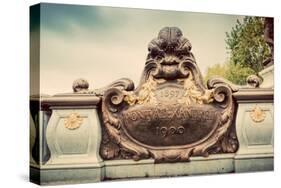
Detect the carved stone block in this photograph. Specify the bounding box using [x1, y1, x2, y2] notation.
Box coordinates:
[46, 108, 103, 166]
[236, 103, 273, 155]
[100, 27, 238, 162]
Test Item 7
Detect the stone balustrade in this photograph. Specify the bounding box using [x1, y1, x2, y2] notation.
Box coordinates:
[30, 85, 273, 185]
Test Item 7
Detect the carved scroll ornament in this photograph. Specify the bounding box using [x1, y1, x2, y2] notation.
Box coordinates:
[101, 27, 238, 162]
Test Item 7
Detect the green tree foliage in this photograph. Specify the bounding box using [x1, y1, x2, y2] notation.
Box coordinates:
[204, 62, 255, 85]
[225, 62, 255, 85]
[204, 63, 228, 83]
[226, 16, 270, 73]
[205, 16, 270, 85]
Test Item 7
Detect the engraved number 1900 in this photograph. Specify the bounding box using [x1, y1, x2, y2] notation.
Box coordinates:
[156, 126, 185, 137]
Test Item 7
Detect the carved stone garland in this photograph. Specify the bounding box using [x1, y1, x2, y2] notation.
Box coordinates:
[101, 27, 238, 163]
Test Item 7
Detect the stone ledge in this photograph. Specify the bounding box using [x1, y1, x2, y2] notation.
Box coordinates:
[233, 89, 273, 103]
[31, 154, 274, 185]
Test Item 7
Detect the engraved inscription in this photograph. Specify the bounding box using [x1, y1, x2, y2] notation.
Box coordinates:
[159, 89, 181, 98]
[123, 104, 216, 122]
[122, 104, 220, 147]
[154, 84, 184, 102]
[156, 126, 185, 137]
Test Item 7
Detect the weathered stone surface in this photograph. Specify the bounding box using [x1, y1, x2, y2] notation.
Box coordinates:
[100, 27, 238, 162]
[30, 26, 274, 185]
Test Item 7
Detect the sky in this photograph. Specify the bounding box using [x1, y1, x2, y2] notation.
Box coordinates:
[32, 3, 245, 95]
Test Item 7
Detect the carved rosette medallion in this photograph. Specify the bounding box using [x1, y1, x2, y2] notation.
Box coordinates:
[64, 113, 83, 130]
[101, 27, 238, 162]
[250, 106, 266, 123]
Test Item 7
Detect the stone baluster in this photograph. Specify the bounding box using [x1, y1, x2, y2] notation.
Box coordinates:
[38, 93, 104, 184]
[233, 88, 274, 172]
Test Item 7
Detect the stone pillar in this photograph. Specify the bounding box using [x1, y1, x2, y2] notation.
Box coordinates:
[37, 94, 104, 185]
[30, 96, 51, 168]
[30, 112, 37, 166]
[233, 89, 274, 172]
[259, 65, 274, 88]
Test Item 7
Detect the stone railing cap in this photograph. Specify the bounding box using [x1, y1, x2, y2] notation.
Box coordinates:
[30, 93, 101, 110]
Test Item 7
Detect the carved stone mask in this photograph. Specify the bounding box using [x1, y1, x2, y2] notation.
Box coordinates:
[146, 27, 195, 80]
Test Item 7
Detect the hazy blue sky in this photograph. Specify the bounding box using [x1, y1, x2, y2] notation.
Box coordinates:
[36, 3, 245, 95]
